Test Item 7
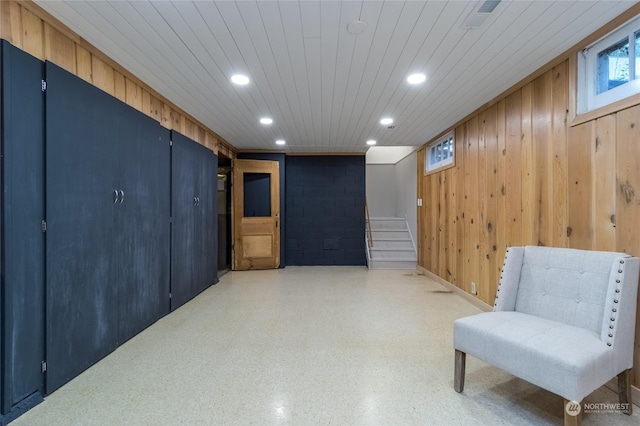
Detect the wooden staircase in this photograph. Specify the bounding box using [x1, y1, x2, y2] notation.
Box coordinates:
[366, 217, 417, 270]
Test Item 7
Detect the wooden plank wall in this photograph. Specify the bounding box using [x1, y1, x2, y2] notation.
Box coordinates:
[0, 0, 235, 158]
[418, 57, 640, 385]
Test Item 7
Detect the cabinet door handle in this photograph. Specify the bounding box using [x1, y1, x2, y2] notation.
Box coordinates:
[119, 190, 125, 204]
[197, 197, 200, 206]
[113, 190, 119, 203]
[194, 196, 198, 206]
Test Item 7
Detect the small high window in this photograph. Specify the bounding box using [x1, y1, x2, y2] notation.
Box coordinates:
[425, 132, 454, 174]
[578, 16, 640, 113]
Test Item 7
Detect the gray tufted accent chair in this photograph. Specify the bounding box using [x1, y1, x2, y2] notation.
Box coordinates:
[453, 246, 639, 426]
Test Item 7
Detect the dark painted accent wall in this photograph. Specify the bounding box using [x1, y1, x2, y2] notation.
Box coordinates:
[285, 156, 366, 266]
[237, 153, 286, 267]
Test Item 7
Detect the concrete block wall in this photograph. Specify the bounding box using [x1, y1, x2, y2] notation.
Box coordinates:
[285, 156, 366, 266]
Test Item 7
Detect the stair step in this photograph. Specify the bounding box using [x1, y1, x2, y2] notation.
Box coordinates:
[366, 217, 416, 270]
[373, 237, 412, 241]
[370, 247, 414, 252]
[368, 218, 408, 230]
[371, 230, 410, 239]
[370, 251, 416, 260]
[368, 259, 417, 270]
[369, 240, 414, 249]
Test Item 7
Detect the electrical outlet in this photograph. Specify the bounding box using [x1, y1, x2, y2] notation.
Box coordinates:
[471, 282, 477, 295]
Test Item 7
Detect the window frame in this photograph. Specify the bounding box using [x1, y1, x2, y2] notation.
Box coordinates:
[424, 132, 455, 176]
[578, 16, 640, 114]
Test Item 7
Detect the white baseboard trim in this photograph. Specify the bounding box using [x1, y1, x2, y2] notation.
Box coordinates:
[416, 265, 640, 407]
[416, 266, 491, 312]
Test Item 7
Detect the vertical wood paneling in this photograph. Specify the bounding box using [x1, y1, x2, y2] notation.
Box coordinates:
[21, 7, 43, 59]
[477, 111, 488, 300]
[417, 147, 425, 268]
[184, 118, 196, 141]
[198, 126, 207, 147]
[43, 23, 75, 73]
[91, 55, 115, 96]
[125, 77, 142, 110]
[614, 106, 640, 258]
[75, 45, 91, 83]
[482, 105, 498, 304]
[150, 95, 163, 123]
[496, 100, 507, 273]
[141, 89, 151, 118]
[455, 126, 466, 288]
[0, 1, 233, 157]
[114, 71, 126, 102]
[438, 171, 448, 279]
[567, 122, 594, 249]
[533, 72, 552, 246]
[429, 174, 439, 271]
[594, 115, 617, 251]
[1, 1, 22, 48]
[465, 117, 480, 295]
[521, 84, 535, 245]
[447, 165, 457, 283]
[551, 62, 569, 247]
[422, 172, 431, 269]
[505, 91, 522, 248]
[417, 58, 640, 386]
[615, 105, 640, 386]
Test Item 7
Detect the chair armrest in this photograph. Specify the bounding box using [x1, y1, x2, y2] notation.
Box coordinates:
[602, 255, 640, 372]
[494, 246, 525, 311]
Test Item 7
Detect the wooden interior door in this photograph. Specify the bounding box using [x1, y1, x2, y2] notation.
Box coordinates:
[232, 159, 280, 270]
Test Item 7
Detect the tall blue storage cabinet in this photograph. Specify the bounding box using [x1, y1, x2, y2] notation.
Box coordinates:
[1, 40, 219, 424]
[44, 61, 171, 393]
[0, 41, 46, 424]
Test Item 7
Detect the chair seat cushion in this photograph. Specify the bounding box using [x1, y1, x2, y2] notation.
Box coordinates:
[453, 311, 615, 402]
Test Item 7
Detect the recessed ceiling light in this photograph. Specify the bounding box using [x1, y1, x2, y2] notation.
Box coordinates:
[407, 73, 426, 85]
[347, 20, 368, 35]
[260, 117, 273, 125]
[380, 117, 393, 125]
[230, 74, 250, 85]
[366, 140, 377, 145]
[275, 140, 286, 145]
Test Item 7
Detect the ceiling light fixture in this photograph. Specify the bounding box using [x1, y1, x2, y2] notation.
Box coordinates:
[230, 74, 250, 85]
[366, 140, 377, 145]
[260, 117, 273, 125]
[407, 73, 426, 85]
[347, 20, 368, 35]
[380, 117, 393, 125]
[275, 140, 286, 145]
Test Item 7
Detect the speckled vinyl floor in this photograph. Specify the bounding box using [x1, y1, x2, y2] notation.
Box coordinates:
[13, 267, 640, 425]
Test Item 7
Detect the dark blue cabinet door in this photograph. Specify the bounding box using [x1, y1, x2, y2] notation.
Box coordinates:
[1, 41, 45, 414]
[170, 131, 217, 310]
[45, 62, 120, 393]
[170, 131, 198, 309]
[117, 105, 170, 343]
[200, 151, 218, 287]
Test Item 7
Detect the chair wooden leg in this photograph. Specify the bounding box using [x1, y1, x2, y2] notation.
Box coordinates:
[454, 350, 465, 393]
[564, 399, 582, 426]
[618, 369, 633, 415]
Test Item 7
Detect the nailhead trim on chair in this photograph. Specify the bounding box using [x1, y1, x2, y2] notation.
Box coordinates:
[606, 257, 629, 347]
[494, 249, 510, 307]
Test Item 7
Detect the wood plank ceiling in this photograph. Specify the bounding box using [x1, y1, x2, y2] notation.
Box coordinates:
[35, 1, 633, 153]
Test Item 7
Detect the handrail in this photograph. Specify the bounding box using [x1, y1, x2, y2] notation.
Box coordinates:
[365, 198, 373, 247]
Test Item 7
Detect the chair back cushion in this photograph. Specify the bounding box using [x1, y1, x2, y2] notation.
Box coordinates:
[514, 246, 622, 334]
